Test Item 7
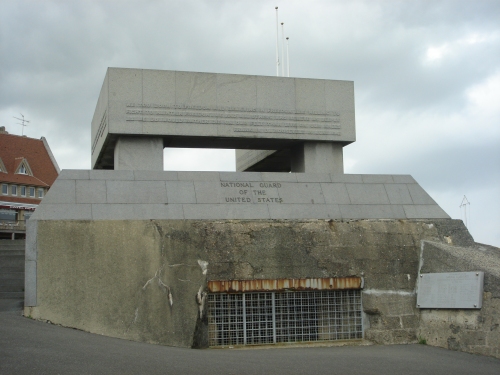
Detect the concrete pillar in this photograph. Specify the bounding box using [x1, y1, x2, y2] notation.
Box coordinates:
[291, 142, 344, 174]
[114, 137, 164, 170]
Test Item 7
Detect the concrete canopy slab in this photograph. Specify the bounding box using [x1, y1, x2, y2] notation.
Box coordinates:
[91, 69, 356, 170]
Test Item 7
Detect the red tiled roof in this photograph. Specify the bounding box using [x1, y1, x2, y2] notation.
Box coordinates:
[0, 132, 59, 187]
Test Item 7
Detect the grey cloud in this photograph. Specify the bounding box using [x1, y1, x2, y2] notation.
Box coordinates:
[0, 0, 498, 246]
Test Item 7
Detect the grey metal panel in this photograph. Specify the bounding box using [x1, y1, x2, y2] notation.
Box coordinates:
[42, 180, 76, 204]
[346, 183, 390, 204]
[384, 184, 413, 204]
[417, 272, 484, 309]
[76, 180, 107, 204]
[105, 180, 168, 204]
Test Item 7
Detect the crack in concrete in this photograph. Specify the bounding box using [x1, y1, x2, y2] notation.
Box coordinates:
[142, 264, 173, 306]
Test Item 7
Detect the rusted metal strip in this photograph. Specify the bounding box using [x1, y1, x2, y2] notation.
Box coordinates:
[208, 277, 363, 293]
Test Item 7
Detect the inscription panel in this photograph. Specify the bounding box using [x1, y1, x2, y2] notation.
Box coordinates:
[219, 181, 284, 204]
[125, 103, 342, 137]
[417, 272, 484, 309]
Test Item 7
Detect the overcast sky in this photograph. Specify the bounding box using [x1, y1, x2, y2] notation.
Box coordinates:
[1, 0, 499, 246]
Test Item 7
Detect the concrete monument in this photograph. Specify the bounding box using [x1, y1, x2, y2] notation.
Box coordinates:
[24, 68, 499, 357]
[91, 68, 355, 173]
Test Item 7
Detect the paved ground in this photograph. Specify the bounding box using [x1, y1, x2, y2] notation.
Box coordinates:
[1, 300, 500, 375]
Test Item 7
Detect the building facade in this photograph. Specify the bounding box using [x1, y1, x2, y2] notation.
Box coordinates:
[0, 126, 59, 239]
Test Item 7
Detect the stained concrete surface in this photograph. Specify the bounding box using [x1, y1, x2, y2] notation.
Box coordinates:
[1, 302, 499, 375]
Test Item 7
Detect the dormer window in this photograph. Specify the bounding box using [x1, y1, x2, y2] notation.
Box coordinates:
[14, 158, 33, 176]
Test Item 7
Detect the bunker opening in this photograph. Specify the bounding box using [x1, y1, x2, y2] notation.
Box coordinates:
[207, 278, 363, 347]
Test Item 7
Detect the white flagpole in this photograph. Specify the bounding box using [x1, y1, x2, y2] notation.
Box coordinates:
[275, 7, 280, 76]
[281, 22, 285, 77]
[286, 37, 290, 77]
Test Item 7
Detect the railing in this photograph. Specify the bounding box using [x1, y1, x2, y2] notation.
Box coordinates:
[0, 219, 27, 231]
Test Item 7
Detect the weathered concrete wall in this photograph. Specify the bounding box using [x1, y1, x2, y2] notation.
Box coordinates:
[418, 241, 500, 358]
[25, 218, 474, 348]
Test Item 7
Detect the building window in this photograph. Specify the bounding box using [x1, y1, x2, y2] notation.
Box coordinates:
[38, 188, 44, 198]
[208, 290, 363, 347]
[11, 185, 17, 196]
[20, 186, 26, 197]
[18, 165, 27, 174]
[1, 184, 7, 195]
[0, 209, 17, 222]
[29, 187, 35, 197]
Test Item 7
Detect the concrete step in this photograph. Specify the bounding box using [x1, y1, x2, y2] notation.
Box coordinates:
[0, 255, 25, 268]
[0, 240, 25, 249]
[0, 272, 24, 280]
[0, 286, 25, 295]
[0, 292, 24, 299]
[0, 279, 24, 287]
[0, 266, 24, 273]
[0, 299, 23, 311]
[0, 250, 24, 256]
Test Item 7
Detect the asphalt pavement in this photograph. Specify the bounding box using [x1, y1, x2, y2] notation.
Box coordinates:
[1, 299, 499, 375]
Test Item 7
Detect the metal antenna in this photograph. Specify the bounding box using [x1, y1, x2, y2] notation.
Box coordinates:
[275, 7, 280, 76]
[459, 195, 471, 228]
[13, 113, 29, 136]
[286, 37, 290, 77]
[281, 22, 285, 77]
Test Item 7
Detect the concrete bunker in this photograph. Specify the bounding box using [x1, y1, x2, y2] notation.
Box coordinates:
[24, 69, 499, 356]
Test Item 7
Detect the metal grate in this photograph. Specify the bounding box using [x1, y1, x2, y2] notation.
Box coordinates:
[208, 290, 362, 347]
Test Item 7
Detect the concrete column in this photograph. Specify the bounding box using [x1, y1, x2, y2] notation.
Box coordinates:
[291, 142, 344, 173]
[114, 137, 164, 170]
